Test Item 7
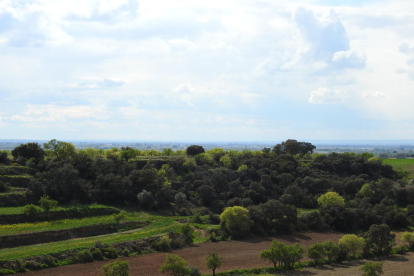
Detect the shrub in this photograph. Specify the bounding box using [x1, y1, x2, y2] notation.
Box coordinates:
[137, 190, 156, 209]
[75, 249, 94, 263]
[23, 204, 42, 218]
[159, 254, 190, 276]
[38, 255, 56, 267]
[38, 194, 58, 214]
[152, 235, 172, 252]
[0, 181, 10, 193]
[102, 258, 131, 276]
[188, 266, 202, 276]
[181, 224, 195, 244]
[24, 261, 42, 270]
[92, 248, 104, 260]
[175, 192, 187, 205]
[359, 262, 384, 276]
[104, 246, 118, 259]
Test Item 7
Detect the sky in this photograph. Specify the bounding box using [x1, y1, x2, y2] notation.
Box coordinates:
[0, 0, 414, 142]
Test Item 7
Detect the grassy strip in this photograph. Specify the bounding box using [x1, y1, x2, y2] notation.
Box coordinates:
[0, 204, 110, 215]
[0, 215, 179, 261]
[0, 213, 143, 236]
[383, 158, 414, 177]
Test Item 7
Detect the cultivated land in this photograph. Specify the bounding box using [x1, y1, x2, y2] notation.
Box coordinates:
[13, 232, 345, 276]
[383, 158, 414, 178]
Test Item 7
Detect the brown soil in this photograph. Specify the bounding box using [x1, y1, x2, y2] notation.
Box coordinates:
[13, 232, 344, 276]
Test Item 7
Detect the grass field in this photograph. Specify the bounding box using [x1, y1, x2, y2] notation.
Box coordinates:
[383, 158, 414, 178]
[0, 214, 180, 261]
[0, 213, 146, 236]
[0, 204, 112, 215]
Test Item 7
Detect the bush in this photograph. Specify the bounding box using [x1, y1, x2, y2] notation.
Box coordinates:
[137, 190, 156, 209]
[102, 258, 131, 276]
[152, 235, 172, 252]
[38, 194, 58, 214]
[104, 246, 118, 259]
[38, 255, 56, 267]
[75, 249, 94, 263]
[24, 261, 42, 270]
[0, 181, 10, 193]
[188, 266, 202, 276]
[23, 204, 42, 218]
[92, 248, 104, 260]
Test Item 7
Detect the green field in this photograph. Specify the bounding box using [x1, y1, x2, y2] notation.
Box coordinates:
[0, 214, 179, 260]
[0, 213, 145, 236]
[0, 204, 111, 215]
[383, 158, 414, 178]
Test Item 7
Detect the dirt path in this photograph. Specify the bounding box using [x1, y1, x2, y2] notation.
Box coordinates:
[14, 232, 344, 276]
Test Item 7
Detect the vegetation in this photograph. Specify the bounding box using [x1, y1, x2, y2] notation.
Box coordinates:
[102, 258, 131, 276]
[159, 254, 190, 276]
[359, 262, 384, 276]
[206, 251, 222, 276]
[259, 240, 304, 269]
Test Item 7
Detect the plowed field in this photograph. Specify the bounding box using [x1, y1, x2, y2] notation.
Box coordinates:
[14, 232, 344, 276]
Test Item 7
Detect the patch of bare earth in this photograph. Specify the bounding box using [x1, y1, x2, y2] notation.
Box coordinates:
[13, 232, 344, 276]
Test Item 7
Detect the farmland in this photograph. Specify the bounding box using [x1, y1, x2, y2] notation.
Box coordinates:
[383, 158, 414, 178]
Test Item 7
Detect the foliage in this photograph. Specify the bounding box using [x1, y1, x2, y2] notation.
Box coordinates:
[180, 224, 195, 244]
[159, 254, 190, 276]
[43, 139, 76, 159]
[402, 231, 414, 248]
[113, 210, 127, 228]
[38, 194, 58, 213]
[359, 262, 384, 276]
[219, 206, 253, 238]
[74, 249, 93, 263]
[206, 251, 223, 276]
[322, 240, 340, 263]
[317, 192, 345, 207]
[186, 145, 205, 157]
[102, 258, 131, 276]
[338, 234, 365, 258]
[152, 235, 172, 252]
[11, 143, 44, 163]
[363, 224, 395, 254]
[22, 204, 42, 218]
[137, 190, 156, 209]
[259, 240, 304, 269]
[306, 243, 325, 264]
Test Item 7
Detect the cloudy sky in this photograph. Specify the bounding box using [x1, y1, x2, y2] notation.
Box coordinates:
[0, 0, 413, 141]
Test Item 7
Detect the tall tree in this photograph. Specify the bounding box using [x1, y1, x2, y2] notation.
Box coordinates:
[206, 251, 222, 276]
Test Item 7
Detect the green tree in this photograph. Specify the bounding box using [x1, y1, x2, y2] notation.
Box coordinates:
[38, 194, 58, 214]
[186, 145, 205, 156]
[364, 224, 395, 254]
[102, 258, 131, 276]
[22, 204, 42, 218]
[206, 251, 222, 276]
[359, 262, 384, 276]
[43, 139, 76, 158]
[159, 254, 190, 276]
[11, 142, 45, 163]
[259, 240, 285, 268]
[113, 210, 127, 229]
[259, 240, 303, 269]
[307, 243, 325, 265]
[180, 224, 194, 244]
[338, 234, 365, 258]
[358, 183, 375, 198]
[219, 206, 253, 238]
[402, 231, 414, 248]
[219, 154, 232, 169]
[237, 164, 248, 172]
[322, 240, 340, 263]
[317, 192, 345, 207]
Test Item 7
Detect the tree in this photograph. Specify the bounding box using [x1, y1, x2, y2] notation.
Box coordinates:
[364, 224, 395, 254]
[102, 258, 131, 276]
[159, 254, 190, 276]
[317, 192, 345, 207]
[359, 262, 384, 276]
[38, 194, 58, 214]
[402, 231, 414, 248]
[180, 224, 195, 244]
[43, 139, 76, 158]
[307, 243, 325, 265]
[338, 234, 365, 258]
[12, 142, 45, 162]
[272, 139, 316, 156]
[23, 204, 42, 218]
[359, 183, 375, 198]
[120, 147, 137, 162]
[206, 251, 222, 276]
[259, 240, 303, 269]
[137, 189, 156, 209]
[113, 210, 127, 229]
[322, 240, 340, 263]
[186, 145, 205, 156]
[219, 155, 232, 169]
[259, 240, 285, 268]
[219, 206, 253, 238]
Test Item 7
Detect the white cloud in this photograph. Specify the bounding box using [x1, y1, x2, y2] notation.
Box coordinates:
[308, 88, 348, 104]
